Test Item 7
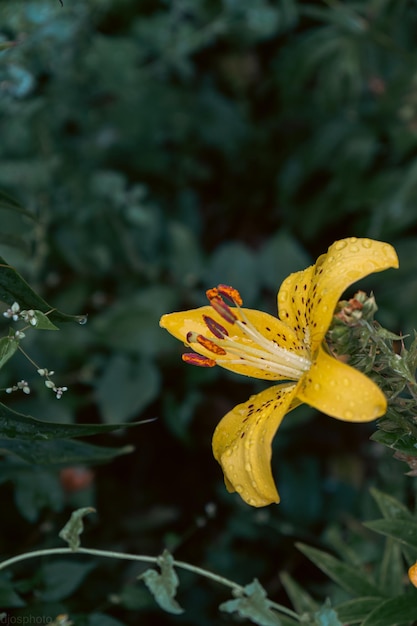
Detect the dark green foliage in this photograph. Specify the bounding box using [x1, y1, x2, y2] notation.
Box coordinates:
[1, 0, 417, 624]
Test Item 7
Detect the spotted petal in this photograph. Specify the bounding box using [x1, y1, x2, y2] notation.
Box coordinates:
[278, 238, 399, 354]
[212, 383, 301, 506]
[160, 307, 308, 380]
[297, 346, 387, 421]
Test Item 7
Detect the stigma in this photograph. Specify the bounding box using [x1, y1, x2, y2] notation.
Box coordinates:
[185, 285, 311, 379]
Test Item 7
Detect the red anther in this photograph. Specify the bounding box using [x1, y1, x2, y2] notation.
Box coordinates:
[196, 334, 227, 355]
[209, 296, 237, 324]
[217, 284, 243, 306]
[206, 287, 220, 301]
[186, 331, 198, 343]
[203, 315, 229, 339]
[182, 353, 217, 367]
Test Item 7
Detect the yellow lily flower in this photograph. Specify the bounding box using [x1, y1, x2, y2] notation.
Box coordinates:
[160, 238, 399, 507]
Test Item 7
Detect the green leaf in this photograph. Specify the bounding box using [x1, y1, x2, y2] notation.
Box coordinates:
[378, 538, 404, 597]
[30, 310, 59, 330]
[364, 519, 417, 551]
[95, 355, 160, 423]
[0, 189, 34, 220]
[205, 242, 259, 305]
[140, 549, 184, 615]
[0, 574, 25, 608]
[0, 335, 19, 370]
[40, 560, 95, 601]
[370, 430, 417, 456]
[59, 507, 96, 550]
[296, 543, 382, 597]
[361, 592, 417, 626]
[313, 600, 343, 626]
[219, 579, 282, 626]
[370, 488, 413, 521]
[0, 401, 147, 440]
[336, 597, 385, 623]
[0, 437, 134, 466]
[14, 467, 64, 522]
[280, 571, 318, 615]
[0, 255, 87, 326]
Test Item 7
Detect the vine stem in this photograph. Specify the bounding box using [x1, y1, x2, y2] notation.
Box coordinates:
[0, 546, 300, 621]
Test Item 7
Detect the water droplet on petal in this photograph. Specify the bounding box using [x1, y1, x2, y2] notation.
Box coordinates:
[313, 383, 321, 391]
[344, 410, 353, 420]
[235, 484, 243, 493]
[343, 377, 350, 387]
[334, 240, 347, 251]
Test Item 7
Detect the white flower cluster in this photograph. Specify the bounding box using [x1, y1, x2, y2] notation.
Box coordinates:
[6, 380, 30, 394]
[38, 369, 68, 399]
[3, 302, 38, 326]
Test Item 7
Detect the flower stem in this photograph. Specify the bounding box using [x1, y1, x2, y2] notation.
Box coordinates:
[0, 546, 300, 621]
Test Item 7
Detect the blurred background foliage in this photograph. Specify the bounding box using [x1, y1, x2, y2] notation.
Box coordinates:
[1, 0, 417, 623]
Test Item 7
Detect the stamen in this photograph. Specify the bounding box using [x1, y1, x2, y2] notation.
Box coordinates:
[217, 284, 243, 306]
[203, 315, 229, 339]
[182, 353, 216, 367]
[206, 287, 220, 300]
[196, 334, 227, 355]
[209, 296, 237, 324]
[187, 330, 227, 355]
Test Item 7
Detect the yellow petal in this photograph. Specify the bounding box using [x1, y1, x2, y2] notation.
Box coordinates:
[160, 307, 308, 380]
[297, 346, 387, 421]
[278, 238, 399, 354]
[212, 383, 300, 506]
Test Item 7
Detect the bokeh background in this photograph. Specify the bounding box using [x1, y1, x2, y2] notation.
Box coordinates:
[1, 0, 417, 623]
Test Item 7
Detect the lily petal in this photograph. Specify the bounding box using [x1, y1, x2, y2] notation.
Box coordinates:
[160, 307, 308, 380]
[297, 346, 387, 421]
[212, 383, 301, 506]
[278, 238, 399, 353]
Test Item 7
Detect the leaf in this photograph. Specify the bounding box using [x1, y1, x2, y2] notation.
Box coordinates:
[364, 519, 417, 551]
[370, 430, 417, 456]
[335, 597, 385, 623]
[205, 242, 259, 305]
[14, 467, 64, 522]
[29, 310, 59, 330]
[370, 488, 413, 521]
[40, 560, 95, 601]
[0, 401, 149, 440]
[0, 437, 134, 466]
[95, 355, 160, 423]
[296, 543, 382, 597]
[313, 600, 343, 626]
[0, 189, 34, 220]
[0, 335, 19, 370]
[59, 507, 96, 550]
[0, 574, 25, 608]
[280, 571, 318, 615]
[219, 579, 282, 626]
[361, 592, 417, 626]
[140, 550, 184, 615]
[0, 255, 87, 326]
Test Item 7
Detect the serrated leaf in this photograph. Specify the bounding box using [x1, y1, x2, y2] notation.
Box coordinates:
[0, 437, 133, 466]
[140, 550, 184, 615]
[219, 579, 282, 626]
[370, 430, 417, 456]
[361, 592, 417, 626]
[336, 597, 385, 623]
[0, 255, 86, 325]
[0, 335, 19, 369]
[59, 507, 96, 550]
[314, 600, 342, 626]
[0, 401, 149, 440]
[364, 519, 417, 551]
[297, 544, 382, 597]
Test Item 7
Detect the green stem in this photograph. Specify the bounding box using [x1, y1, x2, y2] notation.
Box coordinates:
[0, 546, 300, 621]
